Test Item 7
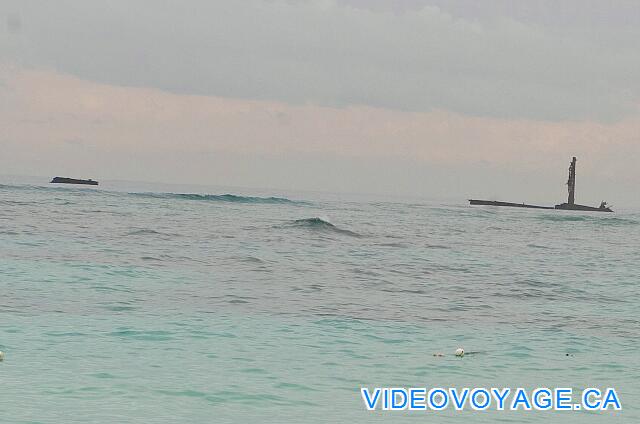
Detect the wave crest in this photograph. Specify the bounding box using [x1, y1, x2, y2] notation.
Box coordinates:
[130, 192, 300, 204]
[290, 217, 361, 237]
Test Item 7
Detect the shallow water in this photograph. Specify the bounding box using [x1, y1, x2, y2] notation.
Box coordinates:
[1, 180, 638, 422]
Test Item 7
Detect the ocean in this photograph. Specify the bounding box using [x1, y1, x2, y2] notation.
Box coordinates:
[1, 179, 638, 423]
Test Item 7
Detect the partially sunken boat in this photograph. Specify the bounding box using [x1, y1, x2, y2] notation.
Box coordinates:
[50, 177, 99, 186]
[469, 157, 612, 212]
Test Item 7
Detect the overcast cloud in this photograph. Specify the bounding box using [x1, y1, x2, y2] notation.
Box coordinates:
[3, 0, 639, 121]
[1, 1, 639, 202]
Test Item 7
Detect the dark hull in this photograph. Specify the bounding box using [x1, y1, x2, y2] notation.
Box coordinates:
[554, 203, 613, 212]
[469, 199, 612, 212]
[470, 157, 613, 213]
[469, 199, 554, 210]
[50, 177, 98, 186]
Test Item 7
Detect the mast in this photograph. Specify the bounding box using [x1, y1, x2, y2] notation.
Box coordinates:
[567, 157, 576, 205]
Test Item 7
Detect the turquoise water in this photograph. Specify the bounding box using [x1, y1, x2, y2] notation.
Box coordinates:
[1, 180, 638, 423]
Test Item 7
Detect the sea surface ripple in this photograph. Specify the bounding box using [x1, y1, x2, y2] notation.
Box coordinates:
[1, 181, 639, 423]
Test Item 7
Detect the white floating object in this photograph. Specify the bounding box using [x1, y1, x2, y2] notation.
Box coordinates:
[0, 351, 4, 361]
[455, 347, 464, 357]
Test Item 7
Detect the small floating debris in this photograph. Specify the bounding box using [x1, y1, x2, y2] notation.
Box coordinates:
[0, 351, 4, 361]
[432, 348, 485, 358]
[50, 176, 99, 186]
[470, 157, 612, 212]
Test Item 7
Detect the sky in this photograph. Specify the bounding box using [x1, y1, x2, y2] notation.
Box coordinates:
[1, 0, 639, 204]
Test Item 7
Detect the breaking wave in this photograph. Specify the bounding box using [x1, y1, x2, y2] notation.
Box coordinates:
[289, 217, 362, 237]
[130, 192, 302, 204]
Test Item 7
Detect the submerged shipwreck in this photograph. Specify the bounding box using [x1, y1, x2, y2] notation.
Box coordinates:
[50, 177, 99, 186]
[469, 157, 612, 212]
